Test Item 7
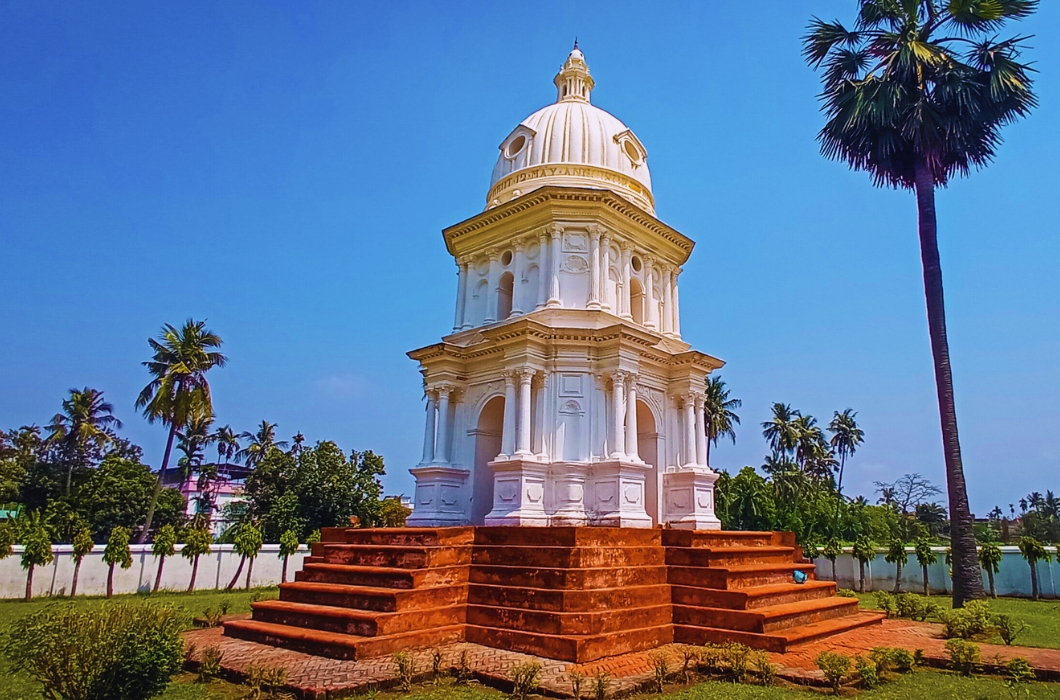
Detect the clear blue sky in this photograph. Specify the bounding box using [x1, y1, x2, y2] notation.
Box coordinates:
[2, 2, 1057, 516]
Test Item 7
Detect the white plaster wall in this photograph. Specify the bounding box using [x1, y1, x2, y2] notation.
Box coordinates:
[811, 546, 1060, 599]
[0, 544, 310, 599]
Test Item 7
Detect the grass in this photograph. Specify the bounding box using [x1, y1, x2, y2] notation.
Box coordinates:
[854, 591, 1060, 649]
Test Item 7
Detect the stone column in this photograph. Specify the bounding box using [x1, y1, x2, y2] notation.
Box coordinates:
[515, 368, 535, 456]
[453, 260, 469, 332]
[500, 372, 517, 457]
[535, 371, 549, 460]
[683, 393, 697, 468]
[662, 267, 674, 337]
[547, 225, 563, 308]
[619, 244, 633, 319]
[435, 385, 453, 464]
[695, 393, 708, 467]
[610, 371, 627, 458]
[644, 258, 657, 330]
[587, 225, 602, 310]
[672, 269, 682, 337]
[600, 231, 613, 311]
[484, 249, 500, 323]
[420, 389, 436, 465]
[536, 229, 550, 310]
[511, 241, 527, 316]
[626, 380, 639, 462]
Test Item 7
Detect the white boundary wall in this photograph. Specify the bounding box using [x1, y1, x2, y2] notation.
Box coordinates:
[0, 544, 310, 599]
[811, 546, 1059, 598]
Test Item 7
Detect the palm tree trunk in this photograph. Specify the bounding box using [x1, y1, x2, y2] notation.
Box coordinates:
[705, 438, 711, 468]
[153, 554, 166, 593]
[282, 554, 289, 584]
[227, 555, 245, 591]
[859, 560, 866, 593]
[245, 557, 254, 590]
[987, 569, 996, 598]
[138, 420, 179, 544]
[71, 558, 82, 597]
[25, 564, 34, 601]
[913, 160, 984, 607]
[893, 561, 902, 594]
[831, 558, 836, 583]
[1029, 561, 1039, 601]
[188, 555, 200, 592]
[923, 564, 930, 597]
[107, 562, 115, 598]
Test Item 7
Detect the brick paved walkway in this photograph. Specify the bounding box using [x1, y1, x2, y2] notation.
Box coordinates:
[185, 618, 1060, 699]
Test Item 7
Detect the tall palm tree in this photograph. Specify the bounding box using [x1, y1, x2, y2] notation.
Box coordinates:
[827, 409, 864, 497]
[45, 388, 122, 495]
[702, 376, 741, 467]
[176, 413, 215, 491]
[213, 424, 241, 476]
[237, 421, 287, 469]
[135, 320, 227, 542]
[803, 0, 1037, 606]
[290, 431, 306, 457]
[762, 403, 801, 461]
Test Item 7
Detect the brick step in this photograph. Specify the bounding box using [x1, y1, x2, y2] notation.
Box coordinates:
[673, 596, 858, 633]
[466, 622, 673, 663]
[668, 563, 815, 589]
[468, 583, 672, 612]
[296, 563, 469, 589]
[470, 564, 667, 589]
[280, 581, 467, 612]
[665, 546, 796, 568]
[466, 603, 671, 636]
[671, 580, 837, 610]
[473, 526, 661, 548]
[251, 599, 465, 637]
[472, 545, 664, 568]
[223, 619, 465, 661]
[673, 611, 885, 653]
[341, 527, 475, 547]
[320, 544, 472, 569]
[663, 530, 777, 548]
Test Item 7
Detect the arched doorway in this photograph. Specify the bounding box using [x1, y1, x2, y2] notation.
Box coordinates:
[630, 278, 644, 325]
[471, 396, 504, 524]
[637, 399, 660, 524]
[498, 272, 514, 321]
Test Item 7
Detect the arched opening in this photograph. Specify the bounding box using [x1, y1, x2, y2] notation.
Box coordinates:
[471, 396, 504, 525]
[498, 272, 514, 321]
[469, 278, 488, 327]
[630, 278, 645, 325]
[637, 399, 660, 524]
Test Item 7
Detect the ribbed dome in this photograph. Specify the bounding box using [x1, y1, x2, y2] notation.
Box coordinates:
[487, 46, 654, 214]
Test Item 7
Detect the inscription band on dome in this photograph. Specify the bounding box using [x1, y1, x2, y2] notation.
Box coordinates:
[488, 163, 656, 212]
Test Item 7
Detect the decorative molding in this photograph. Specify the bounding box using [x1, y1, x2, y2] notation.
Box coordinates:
[560, 255, 589, 274]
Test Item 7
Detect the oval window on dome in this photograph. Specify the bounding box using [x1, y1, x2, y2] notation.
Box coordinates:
[506, 135, 527, 158]
[623, 139, 642, 165]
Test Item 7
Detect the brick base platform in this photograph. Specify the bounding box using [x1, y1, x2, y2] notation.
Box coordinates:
[223, 526, 884, 663]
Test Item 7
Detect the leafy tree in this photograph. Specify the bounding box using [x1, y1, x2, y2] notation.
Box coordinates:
[852, 536, 876, 593]
[181, 527, 212, 592]
[237, 421, 287, 469]
[227, 522, 263, 590]
[914, 537, 939, 597]
[702, 376, 741, 466]
[1017, 536, 1050, 601]
[827, 409, 864, 497]
[885, 538, 909, 593]
[278, 529, 300, 584]
[44, 387, 123, 497]
[103, 526, 133, 599]
[804, 0, 1038, 607]
[0, 522, 13, 561]
[21, 523, 53, 601]
[379, 498, 412, 528]
[348, 449, 387, 527]
[70, 526, 94, 596]
[73, 455, 185, 541]
[135, 319, 227, 542]
[152, 524, 177, 593]
[978, 542, 1003, 599]
[716, 467, 777, 531]
[822, 537, 843, 582]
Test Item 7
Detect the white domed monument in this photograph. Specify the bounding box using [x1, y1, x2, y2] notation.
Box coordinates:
[407, 46, 724, 530]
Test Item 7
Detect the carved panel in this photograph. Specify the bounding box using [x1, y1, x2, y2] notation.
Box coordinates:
[559, 374, 583, 397]
[563, 231, 589, 253]
[561, 255, 589, 274]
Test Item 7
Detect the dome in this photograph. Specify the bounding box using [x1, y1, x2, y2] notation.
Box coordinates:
[487, 45, 654, 214]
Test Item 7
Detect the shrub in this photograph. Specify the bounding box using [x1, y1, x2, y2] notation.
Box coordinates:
[567, 670, 584, 699]
[874, 590, 897, 617]
[198, 607, 225, 628]
[869, 647, 893, 675]
[648, 651, 669, 693]
[815, 651, 851, 695]
[854, 655, 879, 689]
[1006, 657, 1034, 684]
[392, 651, 414, 692]
[887, 647, 915, 673]
[941, 600, 992, 639]
[944, 638, 980, 676]
[725, 642, 751, 683]
[3, 602, 187, 700]
[592, 671, 610, 700]
[699, 643, 725, 675]
[994, 614, 1029, 646]
[198, 646, 223, 683]
[837, 589, 858, 598]
[681, 648, 698, 684]
[750, 650, 777, 686]
[896, 593, 937, 621]
[245, 665, 288, 699]
[510, 660, 541, 700]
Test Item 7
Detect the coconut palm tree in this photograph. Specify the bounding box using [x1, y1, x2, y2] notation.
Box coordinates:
[762, 403, 801, 462]
[702, 376, 741, 466]
[237, 421, 288, 469]
[213, 425, 241, 473]
[45, 387, 122, 496]
[290, 432, 306, 458]
[803, 0, 1038, 607]
[827, 409, 864, 497]
[136, 320, 227, 542]
[176, 413, 215, 491]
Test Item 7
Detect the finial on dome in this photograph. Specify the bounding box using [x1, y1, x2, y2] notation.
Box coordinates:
[554, 44, 594, 103]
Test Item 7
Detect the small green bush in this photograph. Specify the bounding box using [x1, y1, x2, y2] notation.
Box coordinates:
[874, 591, 898, 617]
[944, 638, 980, 676]
[725, 642, 751, 683]
[1007, 657, 1035, 684]
[510, 660, 541, 700]
[699, 643, 725, 674]
[887, 647, 915, 673]
[244, 665, 288, 699]
[198, 646, 223, 683]
[941, 600, 992, 639]
[4, 602, 187, 700]
[750, 650, 777, 686]
[815, 651, 851, 695]
[392, 651, 414, 692]
[854, 655, 879, 689]
[681, 648, 698, 683]
[567, 670, 584, 699]
[837, 589, 858, 598]
[592, 671, 610, 700]
[896, 593, 938, 621]
[648, 651, 669, 693]
[994, 614, 1029, 646]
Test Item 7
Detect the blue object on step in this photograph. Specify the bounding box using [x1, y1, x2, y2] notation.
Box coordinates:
[793, 570, 808, 584]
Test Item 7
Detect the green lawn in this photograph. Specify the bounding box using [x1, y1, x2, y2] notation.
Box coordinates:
[854, 591, 1060, 649]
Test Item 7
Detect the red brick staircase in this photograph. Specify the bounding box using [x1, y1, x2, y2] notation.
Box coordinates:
[224, 526, 883, 662]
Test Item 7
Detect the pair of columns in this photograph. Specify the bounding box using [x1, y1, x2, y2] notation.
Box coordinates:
[420, 385, 456, 465]
[499, 368, 536, 458]
[681, 391, 709, 469]
[609, 370, 642, 461]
